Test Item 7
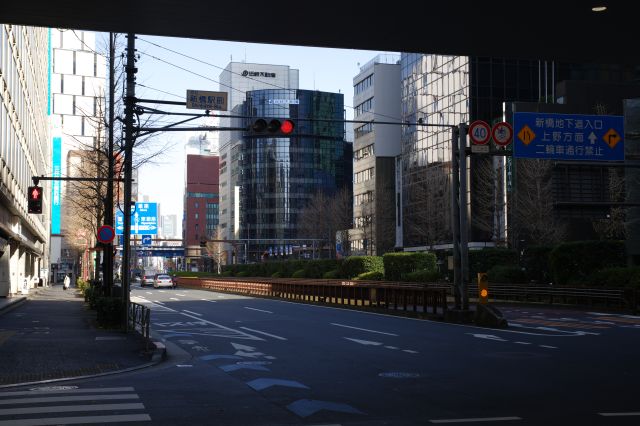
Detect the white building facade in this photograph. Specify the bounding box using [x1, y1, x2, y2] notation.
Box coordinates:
[0, 25, 50, 295]
[351, 54, 401, 255]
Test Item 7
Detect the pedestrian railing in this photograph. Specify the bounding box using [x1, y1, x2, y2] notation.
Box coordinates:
[129, 302, 151, 348]
[177, 277, 449, 318]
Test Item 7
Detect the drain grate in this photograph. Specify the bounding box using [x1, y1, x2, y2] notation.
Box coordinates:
[379, 372, 420, 379]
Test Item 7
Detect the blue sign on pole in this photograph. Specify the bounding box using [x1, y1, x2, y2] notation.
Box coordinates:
[115, 202, 158, 235]
[141, 235, 152, 245]
[513, 112, 624, 161]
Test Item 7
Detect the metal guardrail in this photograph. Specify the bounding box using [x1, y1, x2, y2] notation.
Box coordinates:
[129, 302, 151, 348]
[177, 277, 449, 318]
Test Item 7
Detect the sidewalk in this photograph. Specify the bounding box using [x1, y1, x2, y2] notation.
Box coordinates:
[0, 284, 164, 388]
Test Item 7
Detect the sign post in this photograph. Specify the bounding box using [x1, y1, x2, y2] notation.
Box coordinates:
[97, 225, 116, 244]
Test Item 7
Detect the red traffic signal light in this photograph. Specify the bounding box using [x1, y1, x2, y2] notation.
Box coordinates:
[28, 185, 43, 214]
[250, 118, 295, 136]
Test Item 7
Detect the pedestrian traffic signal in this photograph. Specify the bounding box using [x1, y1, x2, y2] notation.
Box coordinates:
[477, 272, 489, 304]
[28, 185, 43, 214]
[249, 118, 295, 137]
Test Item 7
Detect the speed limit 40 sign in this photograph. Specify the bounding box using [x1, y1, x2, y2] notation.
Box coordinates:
[469, 120, 491, 145]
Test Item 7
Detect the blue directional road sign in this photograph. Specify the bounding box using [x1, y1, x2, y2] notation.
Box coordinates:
[141, 235, 152, 245]
[513, 112, 624, 161]
[115, 202, 158, 235]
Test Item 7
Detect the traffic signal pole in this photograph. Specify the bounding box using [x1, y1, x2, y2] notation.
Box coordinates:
[104, 32, 116, 297]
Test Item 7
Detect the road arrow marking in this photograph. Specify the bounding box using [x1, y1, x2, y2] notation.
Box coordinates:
[246, 378, 309, 391]
[467, 333, 508, 342]
[219, 364, 270, 372]
[231, 343, 257, 352]
[344, 338, 383, 346]
[287, 399, 364, 418]
[200, 354, 242, 361]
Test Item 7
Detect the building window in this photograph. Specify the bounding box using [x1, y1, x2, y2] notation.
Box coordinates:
[195, 213, 199, 219]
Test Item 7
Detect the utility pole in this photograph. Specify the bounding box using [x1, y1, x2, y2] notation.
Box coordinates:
[450, 126, 461, 309]
[458, 123, 469, 311]
[103, 32, 115, 296]
[121, 33, 136, 330]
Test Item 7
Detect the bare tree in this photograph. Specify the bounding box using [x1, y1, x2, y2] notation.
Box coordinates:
[297, 187, 353, 258]
[204, 227, 225, 274]
[592, 168, 627, 240]
[510, 159, 567, 245]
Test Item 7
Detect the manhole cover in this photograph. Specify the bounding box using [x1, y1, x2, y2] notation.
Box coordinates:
[30, 385, 79, 391]
[379, 372, 420, 379]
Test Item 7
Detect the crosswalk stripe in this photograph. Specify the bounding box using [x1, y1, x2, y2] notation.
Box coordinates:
[0, 413, 151, 425]
[0, 394, 139, 405]
[0, 402, 145, 415]
[0, 387, 134, 397]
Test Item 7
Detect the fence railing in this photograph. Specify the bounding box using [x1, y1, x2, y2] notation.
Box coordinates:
[465, 283, 639, 313]
[177, 277, 449, 318]
[129, 302, 151, 348]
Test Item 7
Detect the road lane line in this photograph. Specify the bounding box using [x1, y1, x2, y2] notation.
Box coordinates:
[514, 342, 532, 345]
[331, 323, 398, 336]
[154, 301, 164, 305]
[239, 327, 287, 340]
[182, 310, 202, 316]
[170, 297, 179, 301]
[177, 312, 264, 341]
[244, 307, 273, 314]
[0, 414, 151, 425]
[201, 299, 217, 303]
[176, 293, 187, 297]
[539, 345, 558, 349]
[430, 416, 522, 423]
[599, 412, 640, 417]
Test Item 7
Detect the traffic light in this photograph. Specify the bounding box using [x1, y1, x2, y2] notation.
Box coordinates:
[249, 118, 295, 137]
[28, 185, 43, 214]
[477, 272, 489, 304]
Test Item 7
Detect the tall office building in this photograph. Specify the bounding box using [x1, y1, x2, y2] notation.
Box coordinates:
[239, 89, 352, 261]
[0, 25, 50, 295]
[161, 215, 178, 239]
[218, 63, 299, 263]
[399, 53, 640, 251]
[351, 54, 401, 255]
[49, 29, 106, 282]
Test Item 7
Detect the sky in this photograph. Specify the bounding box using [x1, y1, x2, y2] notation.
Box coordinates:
[124, 34, 399, 236]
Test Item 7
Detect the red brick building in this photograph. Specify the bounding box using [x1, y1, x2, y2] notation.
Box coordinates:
[183, 154, 219, 271]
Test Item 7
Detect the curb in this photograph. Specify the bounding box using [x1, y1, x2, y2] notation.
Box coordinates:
[150, 341, 167, 362]
[0, 297, 27, 316]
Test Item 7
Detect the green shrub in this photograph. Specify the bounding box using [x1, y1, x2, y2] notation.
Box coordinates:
[487, 265, 527, 284]
[403, 269, 440, 283]
[521, 245, 553, 283]
[292, 269, 306, 278]
[323, 269, 340, 279]
[341, 256, 384, 278]
[76, 278, 88, 294]
[587, 267, 640, 288]
[549, 240, 626, 285]
[355, 271, 385, 281]
[271, 271, 282, 278]
[383, 252, 437, 281]
[469, 248, 518, 279]
[221, 271, 233, 277]
[235, 271, 249, 277]
[94, 297, 122, 328]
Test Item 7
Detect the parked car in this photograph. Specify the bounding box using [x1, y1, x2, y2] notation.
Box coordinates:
[142, 274, 155, 287]
[153, 274, 174, 289]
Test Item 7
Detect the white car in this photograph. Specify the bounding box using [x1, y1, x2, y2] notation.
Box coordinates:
[153, 274, 174, 288]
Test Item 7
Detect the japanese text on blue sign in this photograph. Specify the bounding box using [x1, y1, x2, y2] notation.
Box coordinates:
[513, 112, 624, 161]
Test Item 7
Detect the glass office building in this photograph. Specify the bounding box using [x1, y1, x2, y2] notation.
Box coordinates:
[239, 89, 351, 260]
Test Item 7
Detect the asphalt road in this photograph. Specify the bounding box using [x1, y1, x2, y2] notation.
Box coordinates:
[2, 285, 639, 425]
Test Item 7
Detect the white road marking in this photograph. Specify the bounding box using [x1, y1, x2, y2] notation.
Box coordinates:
[467, 333, 507, 342]
[599, 412, 640, 417]
[182, 310, 202, 316]
[239, 327, 287, 340]
[514, 342, 532, 345]
[146, 292, 152, 295]
[201, 299, 217, 303]
[176, 294, 187, 297]
[244, 307, 273, 314]
[0, 403, 145, 415]
[0, 414, 151, 425]
[176, 312, 264, 341]
[344, 338, 383, 346]
[331, 323, 397, 336]
[509, 323, 599, 336]
[176, 365, 193, 367]
[154, 301, 164, 305]
[5, 388, 134, 396]
[170, 297, 179, 301]
[0, 394, 139, 405]
[539, 345, 557, 349]
[384, 346, 399, 350]
[430, 416, 522, 423]
[402, 350, 419, 354]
